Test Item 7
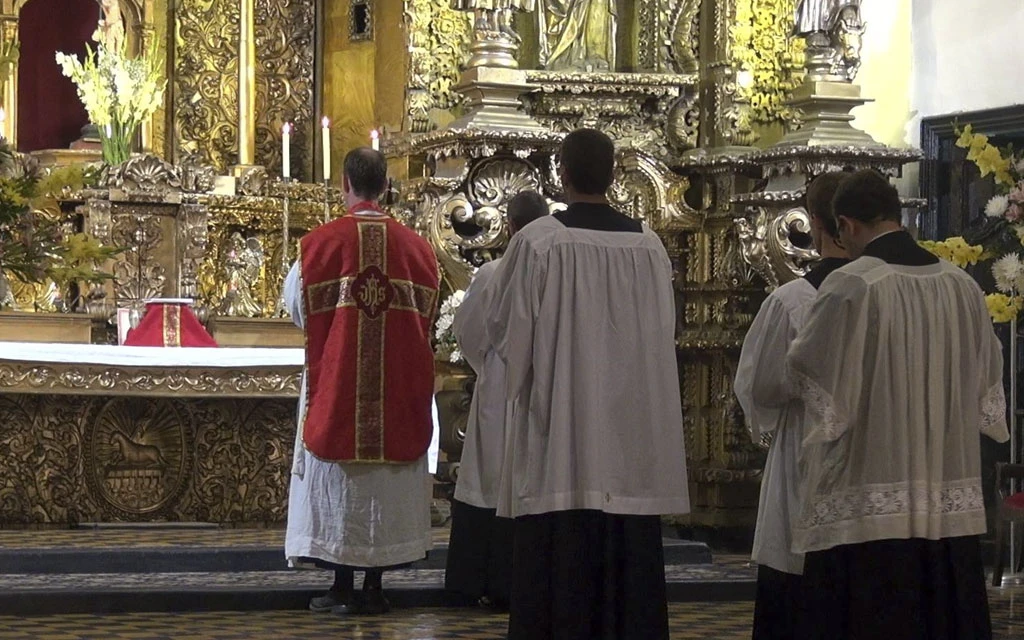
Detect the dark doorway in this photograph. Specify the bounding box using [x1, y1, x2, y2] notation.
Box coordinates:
[17, 0, 98, 152]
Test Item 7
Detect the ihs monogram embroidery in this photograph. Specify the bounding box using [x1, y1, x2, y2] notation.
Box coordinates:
[352, 265, 394, 319]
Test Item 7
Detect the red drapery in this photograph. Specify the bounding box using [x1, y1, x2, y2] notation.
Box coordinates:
[17, 0, 96, 152]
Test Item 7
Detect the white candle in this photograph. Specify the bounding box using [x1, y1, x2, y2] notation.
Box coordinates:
[281, 122, 292, 179]
[321, 117, 331, 181]
[105, 123, 112, 138]
[371, 129, 380, 151]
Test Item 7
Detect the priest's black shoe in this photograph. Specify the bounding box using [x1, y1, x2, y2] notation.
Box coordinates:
[332, 589, 391, 615]
[309, 589, 351, 613]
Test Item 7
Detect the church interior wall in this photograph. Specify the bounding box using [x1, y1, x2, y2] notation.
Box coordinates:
[849, 0, 913, 150]
[908, 0, 1024, 147]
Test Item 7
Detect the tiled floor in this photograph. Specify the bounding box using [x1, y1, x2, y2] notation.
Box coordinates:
[0, 602, 755, 639]
[0, 592, 1020, 640]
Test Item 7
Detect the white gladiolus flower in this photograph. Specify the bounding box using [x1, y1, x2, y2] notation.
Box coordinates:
[992, 254, 1024, 294]
[986, 195, 1010, 218]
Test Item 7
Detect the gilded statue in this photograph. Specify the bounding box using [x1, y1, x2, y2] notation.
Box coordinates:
[93, 0, 126, 52]
[452, 0, 537, 42]
[538, 0, 617, 72]
[793, 0, 864, 82]
[218, 233, 264, 318]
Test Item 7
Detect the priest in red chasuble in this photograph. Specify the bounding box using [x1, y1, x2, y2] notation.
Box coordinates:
[283, 148, 440, 616]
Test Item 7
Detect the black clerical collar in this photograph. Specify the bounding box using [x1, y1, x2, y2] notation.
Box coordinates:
[860, 229, 938, 266]
[553, 202, 643, 233]
[803, 257, 850, 290]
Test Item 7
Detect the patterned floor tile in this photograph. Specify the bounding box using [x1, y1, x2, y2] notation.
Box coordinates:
[0, 603, 752, 639]
[0, 560, 754, 592]
[0, 593, 1018, 639]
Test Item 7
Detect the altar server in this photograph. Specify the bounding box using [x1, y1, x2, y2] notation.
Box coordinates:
[486, 129, 690, 640]
[788, 169, 1008, 640]
[735, 171, 850, 640]
[283, 147, 439, 616]
[445, 190, 549, 609]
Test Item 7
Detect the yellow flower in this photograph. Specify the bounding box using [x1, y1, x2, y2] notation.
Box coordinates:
[955, 124, 975, 149]
[986, 293, 1023, 323]
[918, 237, 982, 268]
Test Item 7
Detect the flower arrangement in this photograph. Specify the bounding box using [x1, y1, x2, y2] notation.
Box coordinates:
[918, 124, 1024, 323]
[434, 290, 466, 363]
[0, 139, 118, 310]
[55, 41, 165, 166]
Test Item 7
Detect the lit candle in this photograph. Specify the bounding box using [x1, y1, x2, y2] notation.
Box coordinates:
[282, 122, 292, 179]
[371, 129, 380, 151]
[321, 117, 331, 181]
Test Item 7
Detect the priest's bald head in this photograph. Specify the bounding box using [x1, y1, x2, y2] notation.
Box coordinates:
[343, 147, 388, 208]
[559, 128, 615, 203]
[508, 190, 549, 235]
[833, 168, 902, 258]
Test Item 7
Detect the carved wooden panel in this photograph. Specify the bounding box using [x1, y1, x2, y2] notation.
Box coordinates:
[0, 393, 295, 525]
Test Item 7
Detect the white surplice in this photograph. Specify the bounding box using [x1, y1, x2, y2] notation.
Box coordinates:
[787, 258, 1009, 554]
[452, 259, 506, 509]
[735, 278, 817, 575]
[485, 216, 690, 519]
[282, 262, 432, 568]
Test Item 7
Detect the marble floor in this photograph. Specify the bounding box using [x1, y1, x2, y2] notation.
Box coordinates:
[0, 591, 1020, 640]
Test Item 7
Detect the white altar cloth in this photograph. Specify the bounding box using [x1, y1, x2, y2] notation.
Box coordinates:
[0, 342, 305, 368]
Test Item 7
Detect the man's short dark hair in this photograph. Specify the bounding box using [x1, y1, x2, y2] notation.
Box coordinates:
[560, 128, 615, 195]
[508, 190, 549, 233]
[805, 171, 849, 238]
[343, 147, 388, 199]
[832, 169, 902, 224]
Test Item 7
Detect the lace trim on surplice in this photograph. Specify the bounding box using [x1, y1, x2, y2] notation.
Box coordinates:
[981, 381, 1008, 440]
[799, 479, 985, 530]
[793, 370, 845, 442]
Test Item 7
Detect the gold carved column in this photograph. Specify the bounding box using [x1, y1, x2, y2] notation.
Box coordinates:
[235, 0, 257, 170]
[0, 14, 17, 145]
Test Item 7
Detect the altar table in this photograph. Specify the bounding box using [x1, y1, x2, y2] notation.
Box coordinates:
[0, 342, 303, 527]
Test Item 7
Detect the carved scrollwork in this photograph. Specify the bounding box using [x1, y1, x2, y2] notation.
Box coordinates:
[0, 393, 297, 525]
[178, 153, 217, 194]
[236, 166, 269, 197]
[732, 0, 806, 129]
[734, 204, 818, 290]
[663, 0, 701, 74]
[0, 363, 301, 397]
[107, 155, 181, 193]
[110, 207, 167, 304]
[404, 0, 472, 132]
[523, 71, 699, 160]
[610, 149, 700, 231]
[468, 157, 541, 207]
[174, 0, 314, 179]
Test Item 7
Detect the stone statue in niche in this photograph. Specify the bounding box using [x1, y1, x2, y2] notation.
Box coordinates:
[451, 0, 537, 42]
[218, 232, 264, 318]
[538, 0, 617, 72]
[793, 0, 864, 82]
[93, 0, 126, 52]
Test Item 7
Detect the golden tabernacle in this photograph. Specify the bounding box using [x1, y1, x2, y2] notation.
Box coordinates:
[0, 0, 918, 531]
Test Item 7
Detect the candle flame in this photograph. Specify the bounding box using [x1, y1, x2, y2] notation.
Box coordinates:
[283, 122, 292, 134]
[322, 116, 330, 128]
[371, 129, 379, 139]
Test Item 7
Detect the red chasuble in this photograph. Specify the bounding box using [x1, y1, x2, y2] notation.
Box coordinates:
[300, 203, 439, 463]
